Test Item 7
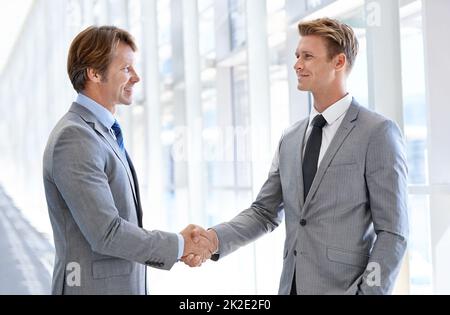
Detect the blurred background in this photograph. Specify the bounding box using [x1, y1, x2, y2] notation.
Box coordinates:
[0, 0, 449, 295]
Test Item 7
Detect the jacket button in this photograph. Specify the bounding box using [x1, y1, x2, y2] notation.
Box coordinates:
[300, 219, 307, 226]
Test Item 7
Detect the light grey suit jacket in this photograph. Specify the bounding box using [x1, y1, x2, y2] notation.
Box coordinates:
[43, 103, 179, 295]
[212, 100, 409, 295]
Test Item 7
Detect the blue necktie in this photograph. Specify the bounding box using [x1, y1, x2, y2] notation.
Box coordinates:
[111, 120, 143, 226]
[111, 120, 125, 152]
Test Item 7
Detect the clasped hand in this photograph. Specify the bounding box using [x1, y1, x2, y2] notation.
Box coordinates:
[180, 224, 218, 267]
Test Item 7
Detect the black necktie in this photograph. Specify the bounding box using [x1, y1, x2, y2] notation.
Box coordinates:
[302, 115, 327, 201]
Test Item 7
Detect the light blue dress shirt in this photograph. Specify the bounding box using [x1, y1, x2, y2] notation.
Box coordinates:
[75, 93, 184, 260]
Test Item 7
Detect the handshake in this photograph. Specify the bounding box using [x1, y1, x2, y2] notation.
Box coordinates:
[180, 225, 219, 267]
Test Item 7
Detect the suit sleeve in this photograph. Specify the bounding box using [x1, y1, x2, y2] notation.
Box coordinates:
[211, 136, 285, 260]
[358, 120, 409, 294]
[51, 125, 179, 270]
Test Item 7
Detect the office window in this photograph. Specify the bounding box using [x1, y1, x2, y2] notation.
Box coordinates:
[401, 0, 428, 186]
[341, 7, 369, 107]
[267, 0, 289, 148]
[128, 0, 144, 104]
[199, 0, 216, 58]
[408, 195, 432, 294]
[231, 66, 252, 189]
[228, 0, 246, 50]
[400, 0, 432, 294]
[66, 0, 83, 30]
[158, 0, 173, 80]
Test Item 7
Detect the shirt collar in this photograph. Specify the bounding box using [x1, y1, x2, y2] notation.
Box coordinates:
[309, 93, 352, 127]
[76, 93, 116, 130]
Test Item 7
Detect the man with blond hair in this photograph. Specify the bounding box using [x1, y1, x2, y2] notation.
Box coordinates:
[43, 26, 213, 295]
[192, 18, 408, 295]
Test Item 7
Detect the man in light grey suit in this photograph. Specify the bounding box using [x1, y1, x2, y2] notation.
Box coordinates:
[193, 18, 408, 294]
[43, 26, 213, 295]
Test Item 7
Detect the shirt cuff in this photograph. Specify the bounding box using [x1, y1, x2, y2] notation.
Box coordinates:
[177, 233, 185, 260]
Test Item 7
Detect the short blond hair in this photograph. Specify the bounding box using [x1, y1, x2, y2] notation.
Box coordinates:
[298, 18, 359, 71]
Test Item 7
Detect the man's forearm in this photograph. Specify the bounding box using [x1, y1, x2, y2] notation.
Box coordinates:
[358, 231, 407, 295]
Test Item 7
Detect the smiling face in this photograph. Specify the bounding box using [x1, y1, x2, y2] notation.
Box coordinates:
[294, 35, 344, 95]
[97, 42, 140, 109]
[68, 26, 140, 113]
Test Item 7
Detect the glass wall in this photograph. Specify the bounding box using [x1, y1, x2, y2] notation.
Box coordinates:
[0, 0, 448, 294]
[399, 0, 432, 294]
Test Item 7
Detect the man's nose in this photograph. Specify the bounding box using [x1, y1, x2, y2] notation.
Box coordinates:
[294, 59, 303, 71]
[131, 71, 140, 83]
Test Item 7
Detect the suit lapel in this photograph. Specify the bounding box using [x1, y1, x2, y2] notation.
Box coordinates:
[295, 119, 309, 210]
[69, 103, 139, 208]
[97, 127, 138, 203]
[126, 151, 143, 228]
[302, 101, 360, 211]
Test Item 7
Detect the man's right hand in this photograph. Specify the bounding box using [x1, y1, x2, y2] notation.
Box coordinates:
[180, 224, 218, 267]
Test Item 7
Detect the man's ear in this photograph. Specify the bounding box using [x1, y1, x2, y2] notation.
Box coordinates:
[86, 68, 102, 83]
[335, 53, 347, 72]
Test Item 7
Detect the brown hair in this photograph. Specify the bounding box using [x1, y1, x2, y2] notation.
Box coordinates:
[67, 26, 137, 93]
[298, 18, 359, 71]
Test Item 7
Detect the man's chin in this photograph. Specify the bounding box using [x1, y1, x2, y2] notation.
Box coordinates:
[120, 99, 133, 106]
[297, 84, 308, 91]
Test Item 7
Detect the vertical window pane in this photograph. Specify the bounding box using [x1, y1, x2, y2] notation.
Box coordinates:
[408, 194, 433, 294]
[267, 0, 289, 149]
[400, 0, 428, 185]
[341, 8, 369, 107]
[228, 0, 246, 50]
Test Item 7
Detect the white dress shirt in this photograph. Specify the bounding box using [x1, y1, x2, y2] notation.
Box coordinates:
[303, 93, 352, 168]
